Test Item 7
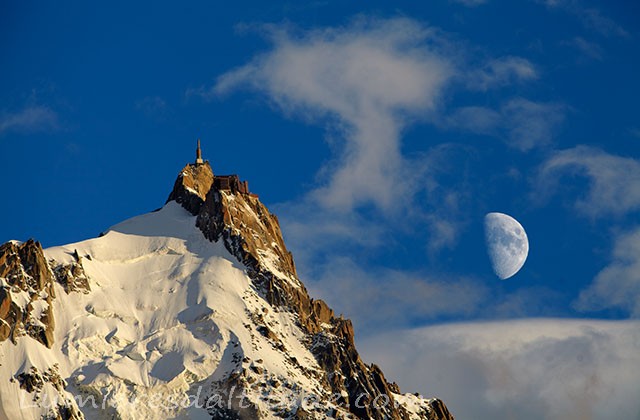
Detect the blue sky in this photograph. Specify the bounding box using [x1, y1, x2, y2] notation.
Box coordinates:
[2, 1, 639, 418]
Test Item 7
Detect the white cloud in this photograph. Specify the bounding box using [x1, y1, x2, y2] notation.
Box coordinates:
[211, 18, 496, 264]
[575, 227, 640, 316]
[448, 98, 565, 150]
[0, 105, 59, 135]
[274, 142, 477, 268]
[205, 18, 547, 230]
[538, 146, 640, 217]
[467, 56, 538, 91]
[360, 319, 640, 420]
[214, 17, 455, 213]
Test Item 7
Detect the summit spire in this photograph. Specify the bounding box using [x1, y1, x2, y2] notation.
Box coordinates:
[195, 139, 204, 165]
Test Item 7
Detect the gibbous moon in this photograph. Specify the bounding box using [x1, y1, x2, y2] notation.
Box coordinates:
[484, 212, 529, 280]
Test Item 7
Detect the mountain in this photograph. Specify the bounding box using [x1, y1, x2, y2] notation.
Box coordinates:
[0, 151, 454, 420]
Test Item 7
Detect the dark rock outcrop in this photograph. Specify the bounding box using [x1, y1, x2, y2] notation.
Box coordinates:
[51, 250, 90, 294]
[167, 163, 455, 420]
[0, 240, 91, 349]
[0, 240, 56, 348]
[15, 365, 83, 420]
[427, 399, 455, 420]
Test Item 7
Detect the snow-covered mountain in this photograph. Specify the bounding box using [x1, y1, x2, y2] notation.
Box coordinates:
[0, 156, 454, 420]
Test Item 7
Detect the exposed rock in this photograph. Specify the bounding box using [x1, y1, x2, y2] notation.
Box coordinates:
[196, 185, 297, 280]
[0, 239, 56, 348]
[167, 162, 455, 420]
[166, 162, 214, 215]
[310, 299, 334, 326]
[0, 318, 10, 341]
[427, 399, 455, 420]
[0, 287, 11, 319]
[16, 366, 45, 393]
[15, 365, 83, 420]
[206, 371, 263, 420]
[51, 250, 90, 294]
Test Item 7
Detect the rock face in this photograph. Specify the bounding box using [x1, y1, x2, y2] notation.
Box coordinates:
[51, 250, 91, 295]
[0, 242, 89, 419]
[426, 399, 455, 420]
[166, 161, 215, 215]
[0, 241, 92, 348]
[167, 162, 455, 420]
[0, 239, 56, 347]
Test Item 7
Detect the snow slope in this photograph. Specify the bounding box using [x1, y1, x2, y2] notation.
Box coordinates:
[0, 202, 336, 419]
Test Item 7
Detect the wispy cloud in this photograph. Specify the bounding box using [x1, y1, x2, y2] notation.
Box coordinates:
[575, 227, 640, 316]
[578, 6, 629, 38]
[0, 105, 59, 135]
[361, 319, 640, 420]
[209, 17, 488, 263]
[563, 36, 604, 60]
[201, 18, 548, 222]
[274, 142, 477, 270]
[207, 18, 548, 226]
[214, 17, 455, 213]
[538, 147, 640, 315]
[502, 99, 565, 151]
[448, 98, 565, 151]
[446, 106, 501, 135]
[538, 0, 628, 38]
[537, 146, 640, 217]
[466, 56, 538, 91]
[306, 257, 489, 334]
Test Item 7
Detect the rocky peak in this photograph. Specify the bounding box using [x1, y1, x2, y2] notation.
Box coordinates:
[166, 159, 455, 420]
[166, 161, 215, 215]
[0, 152, 454, 420]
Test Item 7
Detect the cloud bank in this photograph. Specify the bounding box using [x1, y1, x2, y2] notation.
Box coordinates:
[361, 319, 640, 420]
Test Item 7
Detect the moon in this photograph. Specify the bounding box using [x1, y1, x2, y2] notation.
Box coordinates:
[484, 212, 529, 280]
